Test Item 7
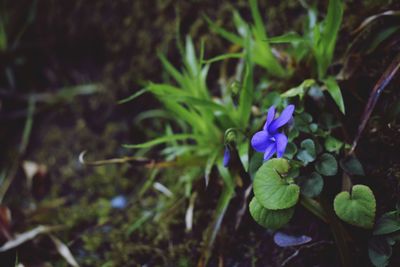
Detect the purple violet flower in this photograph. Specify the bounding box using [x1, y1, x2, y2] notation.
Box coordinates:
[251, 105, 295, 161]
[223, 147, 230, 167]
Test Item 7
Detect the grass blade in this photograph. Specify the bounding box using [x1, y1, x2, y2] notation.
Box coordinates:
[249, 0, 266, 39]
[123, 134, 199, 149]
[350, 53, 400, 153]
[237, 33, 254, 127]
[118, 88, 148, 104]
[202, 52, 243, 64]
[204, 15, 244, 46]
[159, 53, 185, 85]
[268, 32, 304, 44]
[198, 182, 234, 266]
[324, 76, 345, 114]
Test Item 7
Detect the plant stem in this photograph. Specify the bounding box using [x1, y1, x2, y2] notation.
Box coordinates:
[300, 196, 329, 223]
[320, 197, 352, 267]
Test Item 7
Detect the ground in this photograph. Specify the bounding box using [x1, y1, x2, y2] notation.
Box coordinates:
[1, 0, 400, 266]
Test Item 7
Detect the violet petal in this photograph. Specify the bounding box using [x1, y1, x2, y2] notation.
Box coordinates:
[251, 131, 270, 152]
[274, 133, 288, 158]
[223, 147, 230, 167]
[273, 231, 312, 247]
[269, 105, 295, 133]
[263, 142, 276, 160]
[263, 106, 276, 131]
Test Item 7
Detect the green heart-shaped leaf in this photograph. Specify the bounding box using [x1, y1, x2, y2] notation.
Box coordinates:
[374, 211, 400, 236]
[369, 236, 392, 267]
[334, 185, 376, 229]
[294, 113, 313, 133]
[296, 139, 316, 165]
[324, 136, 343, 153]
[315, 153, 338, 176]
[249, 197, 294, 230]
[253, 158, 300, 210]
[288, 128, 299, 141]
[297, 172, 324, 198]
[340, 156, 365, 176]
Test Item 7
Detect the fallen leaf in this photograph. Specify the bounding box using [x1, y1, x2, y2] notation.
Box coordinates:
[49, 234, 80, 267]
[0, 225, 62, 252]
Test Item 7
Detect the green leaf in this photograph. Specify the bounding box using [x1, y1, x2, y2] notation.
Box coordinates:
[204, 149, 219, 187]
[297, 172, 324, 198]
[324, 77, 345, 114]
[118, 88, 148, 104]
[340, 156, 365, 176]
[324, 136, 343, 153]
[202, 52, 243, 64]
[249, 0, 266, 39]
[323, 0, 343, 60]
[294, 112, 313, 133]
[281, 79, 316, 99]
[249, 197, 294, 230]
[248, 0, 286, 77]
[184, 36, 199, 76]
[262, 91, 282, 108]
[123, 134, 199, 149]
[315, 153, 338, 176]
[126, 211, 153, 235]
[204, 15, 243, 46]
[309, 123, 318, 133]
[232, 10, 249, 38]
[268, 32, 304, 44]
[147, 83, 189, 97]
[284, 142, 297, 159]
[324, 0, 343, 46]
[334, 184, 376, 229]
[296, 139, 316, 165]
[238, 33, 254, 128]
[288, 128, 299, 142]
[253, 159, 300, 210]
[200, 183, 235, 264]
[368, 236, 392, 267]
[367, 25, 400, 54]
[249, 152, 264, 179]
[313, 0, 344, 78]
[374, 211, 400, 236]
[158, 53, 185, 85]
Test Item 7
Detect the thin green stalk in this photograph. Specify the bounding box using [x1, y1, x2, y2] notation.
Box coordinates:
[0, 97, 35, 202]
[300, 196, 329, 223]
[320, 197, 352, 267]
[302, 196, 351, 267]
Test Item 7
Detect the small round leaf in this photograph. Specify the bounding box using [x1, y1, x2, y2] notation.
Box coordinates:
[334, 185, 376, 229]
[249, 197, 294, 230]
[297, 172, 324, 198]
[340, 156, 365, 176]
[296, 139, 316, 165]
[294, 113, 313, 133]
[368, 236, 392, 267]
[324, 136, 343, 153]
[374, 211, 400, 236]
[315, 153, 338, 176]
[253, 158, 300, 210]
